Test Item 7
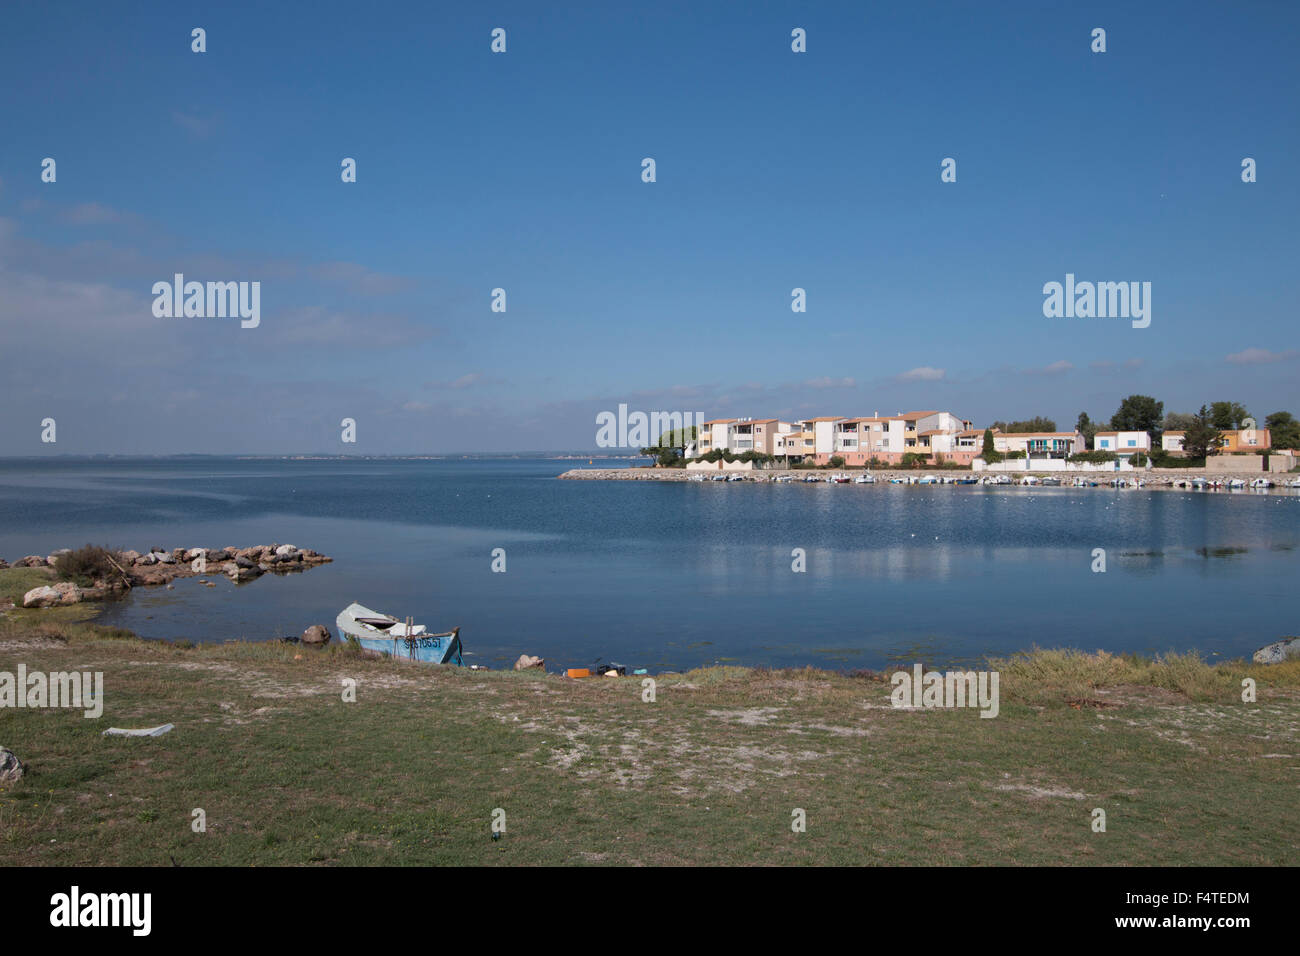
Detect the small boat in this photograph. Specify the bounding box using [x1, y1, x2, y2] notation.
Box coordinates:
[1021, 475, 1041, 486]
[726, 474, 745, 481]
[955, 477, 978, 484]
[1227, 478, 1246, 489]
[336, 603, 463, 665]
[854, 474, 875, 484]
[1040, 477, 1061, 486]
[917, 475, 939, 484]
[832, 475, 851, 483]
[1250, 478, 1273, 488]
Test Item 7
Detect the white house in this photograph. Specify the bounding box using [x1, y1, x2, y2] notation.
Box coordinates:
[1094, 431, 1151, 457]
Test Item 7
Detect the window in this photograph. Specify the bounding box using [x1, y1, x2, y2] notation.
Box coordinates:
[1126, 440, 1135, 447]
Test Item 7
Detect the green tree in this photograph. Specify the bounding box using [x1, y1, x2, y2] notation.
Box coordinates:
[1265, 411, 1300, 450]
[1181, 406, 1223, 460]
[981, 428, 1002, 462]
[827, 455, 845, 469]
[991, 416, 1057, 433]
[1162, 411, 1196, 432]
[1075, 412, 1098, 448]
[1110, 395, 1164, 434]
[1209, 401, 1250, 431]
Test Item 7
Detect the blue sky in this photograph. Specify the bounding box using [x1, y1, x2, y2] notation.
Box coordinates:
[1, 0, 1297, 453]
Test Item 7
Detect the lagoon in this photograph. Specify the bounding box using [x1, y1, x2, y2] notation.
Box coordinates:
[0, 457, 1297, 672]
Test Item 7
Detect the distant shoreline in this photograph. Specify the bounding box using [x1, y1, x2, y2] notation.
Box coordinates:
[559, 466, 1298, 489]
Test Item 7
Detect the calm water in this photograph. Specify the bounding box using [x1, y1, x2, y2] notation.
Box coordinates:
[1, 458, 1298, 671]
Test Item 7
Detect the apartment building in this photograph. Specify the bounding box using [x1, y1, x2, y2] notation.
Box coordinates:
[696, 408, 980, 466]
[697, 419, 735, 455]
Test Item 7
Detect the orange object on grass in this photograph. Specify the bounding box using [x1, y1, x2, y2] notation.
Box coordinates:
[566, 668, 591, 679]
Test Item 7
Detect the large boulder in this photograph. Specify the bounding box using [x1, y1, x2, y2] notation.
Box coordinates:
[0, 747, 23, 784]
[16, 555, 47, 568]
[23, 582, 82, 608]
[134, 552, 157, 566]
[301, 625, 331, 646]
[152, 551, 175, 564]
[275, 545, 297, 557]
[118, 550, 141, 564]
[1253, 637, 1300, 665]
[514, 654, 546, 671]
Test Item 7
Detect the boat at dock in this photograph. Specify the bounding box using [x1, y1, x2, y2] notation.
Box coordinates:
[335, 602, 463, 664]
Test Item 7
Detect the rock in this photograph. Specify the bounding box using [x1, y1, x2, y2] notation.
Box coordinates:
[23, 582, 82, 608]
[0, 747, 23, 784]
[119, 550, 141, 564]
[1253, 637, 1300, 665]
[204, 581, 216, 588]
[152, 551, 175, 564]
[275, 545, 297, 557]
[46, 548, 71, 567]
[207, 548, 232, 561]
[0, 559, 8, 570]
[301, 625, 331, 646]
[234, 556, 256, 569]
[134, 552, 157, 566]
[129, 566, 173, 586]
[17, 555, 47, 568]
[171, 548, 187, 563]
[225, 564, 262, 583]
[185, 548, 205, 561]
[514, 654, 546, 671]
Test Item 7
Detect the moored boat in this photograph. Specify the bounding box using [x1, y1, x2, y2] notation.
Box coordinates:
[336, 602, 463, 665]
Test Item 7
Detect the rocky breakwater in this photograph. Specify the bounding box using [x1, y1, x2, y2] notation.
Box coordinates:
[15, 544, 332, 608]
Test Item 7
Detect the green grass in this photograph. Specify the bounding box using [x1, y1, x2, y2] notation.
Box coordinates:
[2, 569, 1298, 866]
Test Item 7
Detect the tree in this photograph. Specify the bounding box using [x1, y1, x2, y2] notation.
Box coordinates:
[1181, 406, 1223, 460]
[991, 417, 1057, 433]
[1076, 412, 1098, 448]
[1265, 411, 1300, 450]
[827, 455, 845, 469]
[1209, 401, 1250, 431]
[1110, 395, 1164, 434]
[1162, 412, 1196, 432]
[981, 428, 1002, 462]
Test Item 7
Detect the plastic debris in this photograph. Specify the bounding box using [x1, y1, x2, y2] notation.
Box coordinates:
[102, 724, 174, 738]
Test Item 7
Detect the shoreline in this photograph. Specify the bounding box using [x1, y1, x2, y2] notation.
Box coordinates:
[559, 466, 1298, 489]
[2, 607, 1298, 866]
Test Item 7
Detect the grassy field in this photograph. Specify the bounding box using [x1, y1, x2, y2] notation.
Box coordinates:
[2, 567, 1298, 866]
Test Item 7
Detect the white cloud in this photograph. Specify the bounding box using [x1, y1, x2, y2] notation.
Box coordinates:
[804, 376, 856, 389]
[1226, 347, 1298, 365]
[897, 366, 945, 382]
